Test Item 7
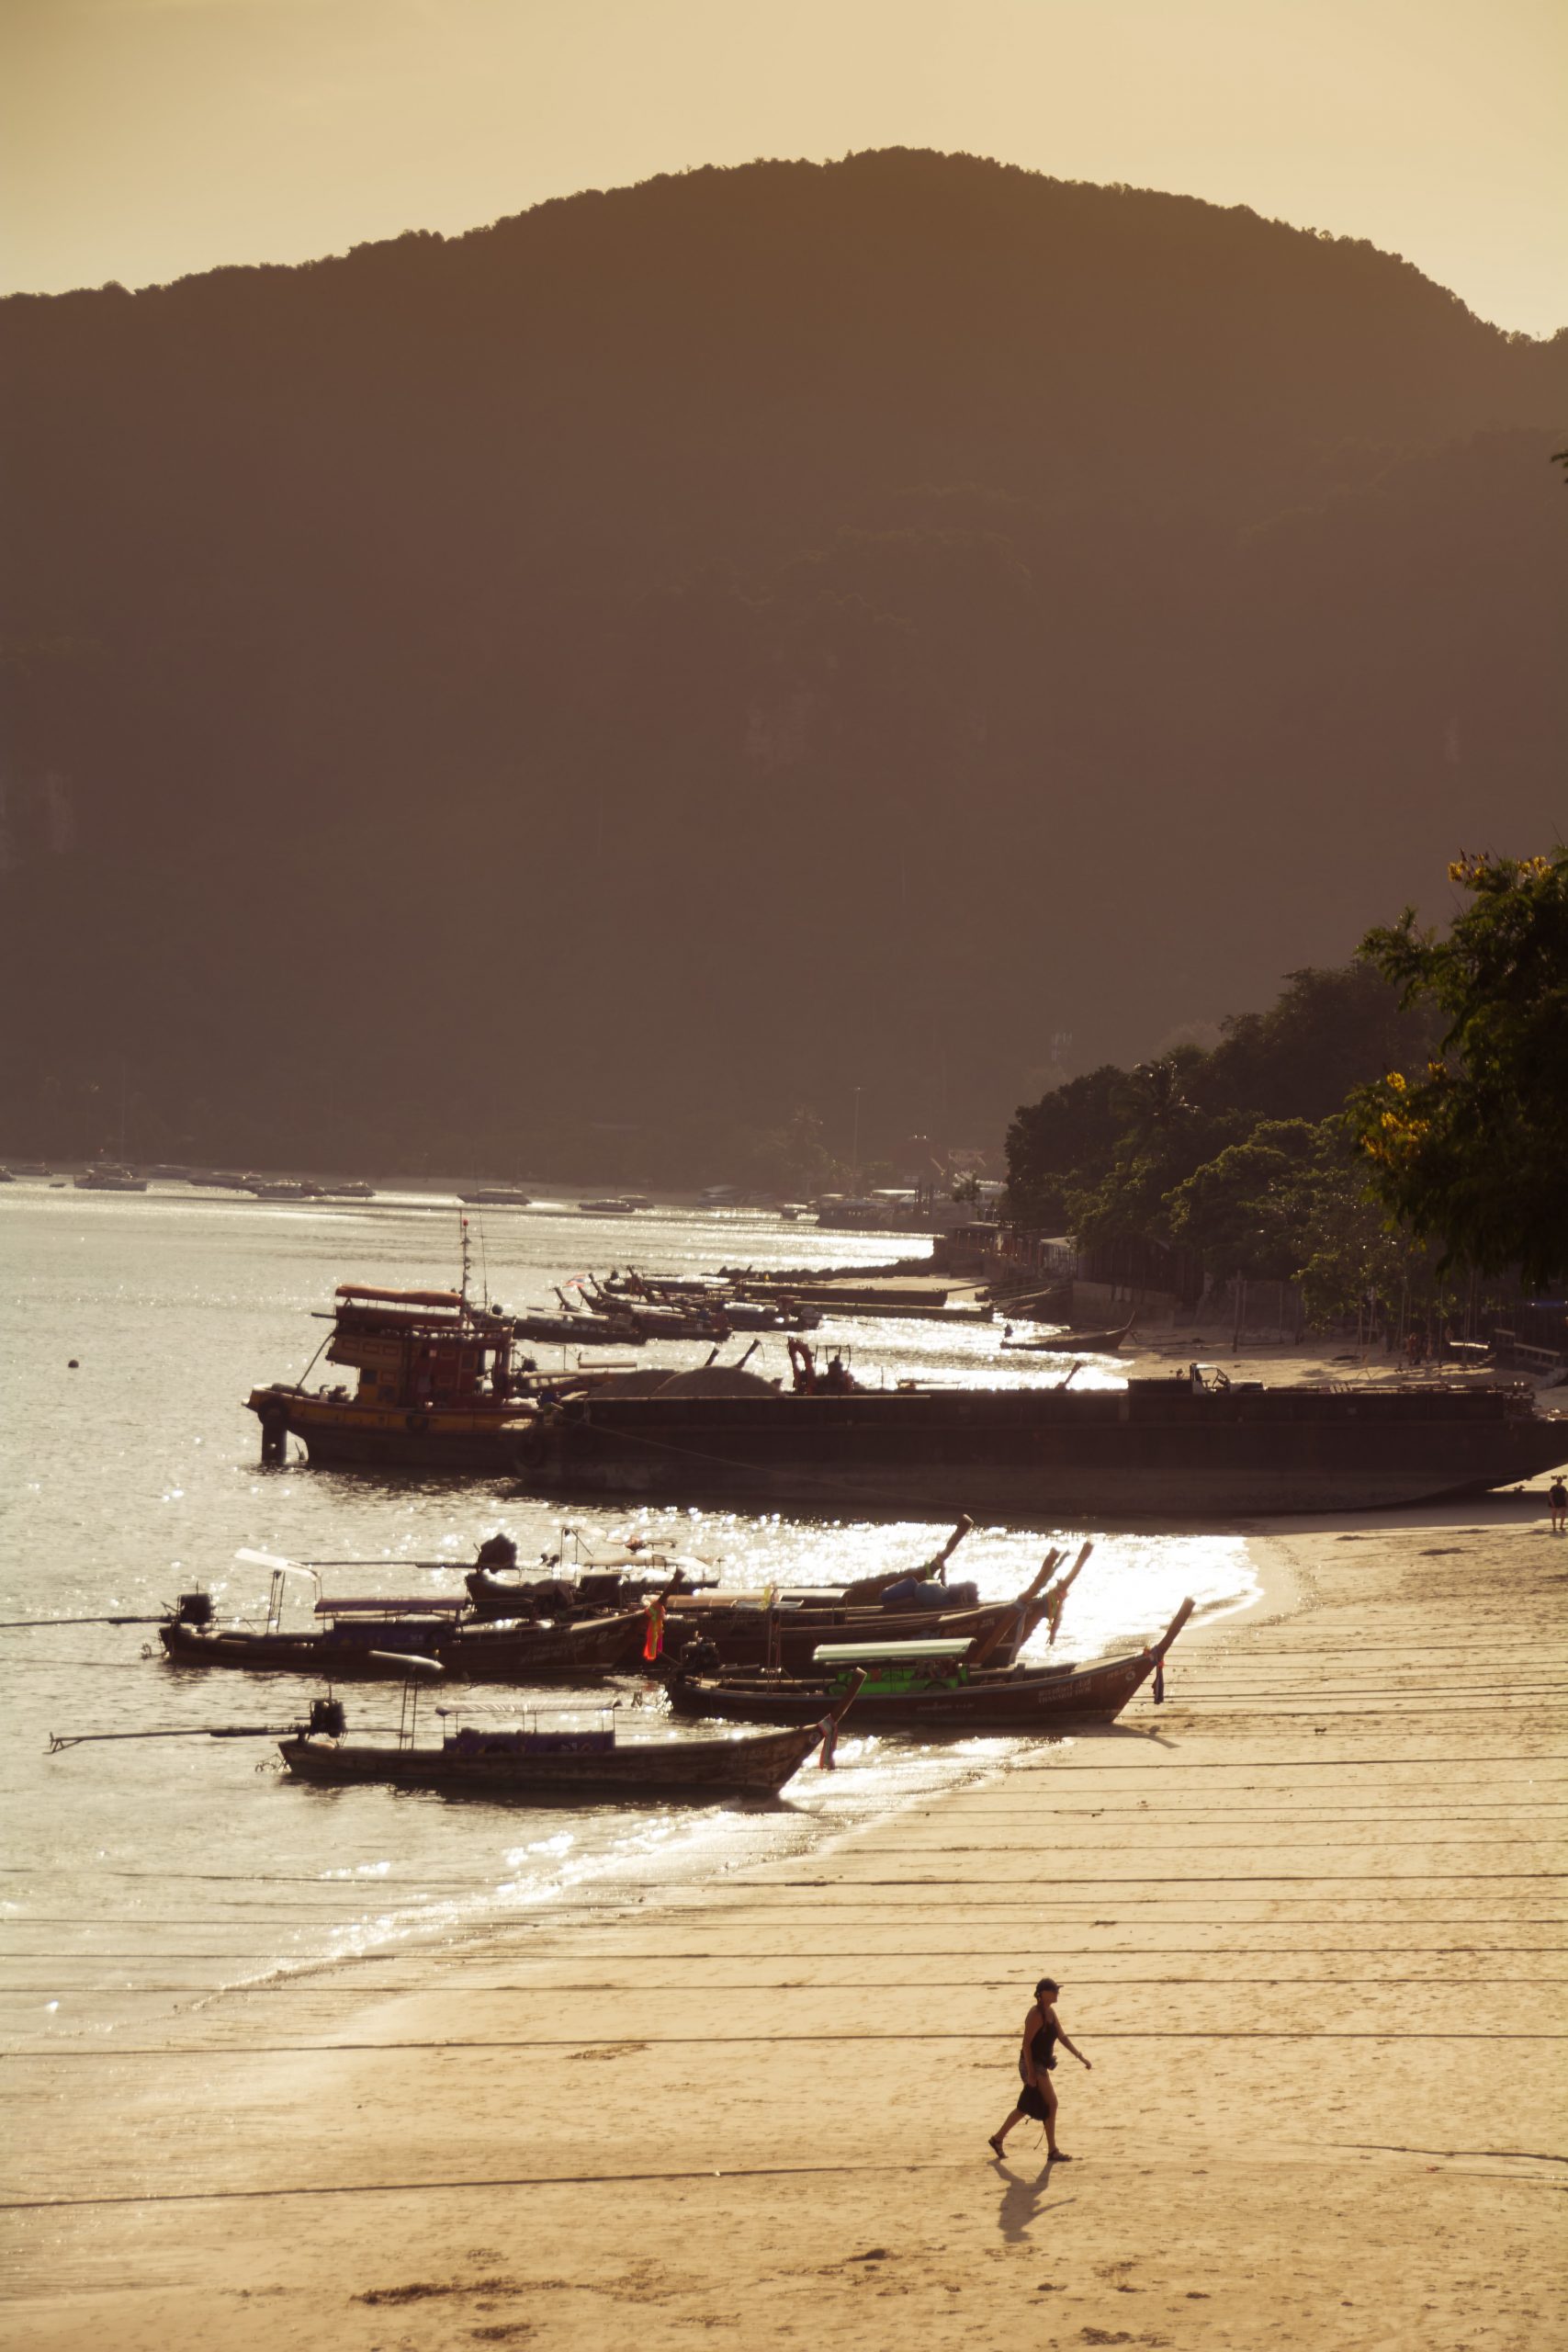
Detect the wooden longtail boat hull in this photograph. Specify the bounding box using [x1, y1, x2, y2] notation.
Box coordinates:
[663, 1596, 1045, 1672]
[1002, 1321, 1134, 1353]
[667, 1601, 1191, 1734]
[160, 1609, 649, 1682]
[278, 1717, 832, 1798]
[668, 1647, 1158, 1732]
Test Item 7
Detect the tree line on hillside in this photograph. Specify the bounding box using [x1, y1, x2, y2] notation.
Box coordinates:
[1005, 852, 1568, 1325]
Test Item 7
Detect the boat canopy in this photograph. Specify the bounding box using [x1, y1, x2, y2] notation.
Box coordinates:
[813, 1638, 972, 1665]
[316, 1596, 468, 1615]
[335, 1283, 462, 1309]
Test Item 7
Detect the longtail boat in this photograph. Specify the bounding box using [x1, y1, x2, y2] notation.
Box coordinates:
[463, 1521, 974, 1623]
[666, 1599, 1193, 1734]
[999, 1317, 1135, 1353]
[278, 1678, 864, 1798]
[659, 1548, 1069, 1673]
[160, 1603, 648, 1682]
[156, 1563, 649, 1682]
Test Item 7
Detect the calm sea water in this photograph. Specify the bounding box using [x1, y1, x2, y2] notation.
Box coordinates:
[0, 1183, 1258, 2044]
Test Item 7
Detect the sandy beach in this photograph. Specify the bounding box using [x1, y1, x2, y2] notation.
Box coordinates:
[5, 1485, 1565, 2351]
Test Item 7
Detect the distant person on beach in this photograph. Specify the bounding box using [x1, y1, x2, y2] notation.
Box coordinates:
[1549, 1477, 1567, 1534]
[987, 1976, 1090, 2161]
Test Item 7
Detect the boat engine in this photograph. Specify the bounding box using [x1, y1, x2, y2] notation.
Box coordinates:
[306, 1697, 346, 1739]
[175, 1591, 214, 1626]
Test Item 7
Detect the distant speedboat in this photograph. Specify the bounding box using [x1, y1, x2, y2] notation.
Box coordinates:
[73, 1165, 148, 1192]
[244, 1178, 321, 1200]
[460, 1188, 532, 1206]
[579, 1197, 636, 1214]
[321, 1180, 376, 1199]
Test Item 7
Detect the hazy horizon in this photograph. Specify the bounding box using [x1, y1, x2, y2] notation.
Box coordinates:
[4, 0, 1565, 337]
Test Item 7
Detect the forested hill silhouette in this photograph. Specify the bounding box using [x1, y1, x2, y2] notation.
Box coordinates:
[3, 149, 1564, 1174]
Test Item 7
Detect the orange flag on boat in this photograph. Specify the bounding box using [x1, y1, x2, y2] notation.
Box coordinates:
[643, 1598, 666, 1662]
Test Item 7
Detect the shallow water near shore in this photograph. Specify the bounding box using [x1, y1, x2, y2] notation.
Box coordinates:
[1, 1183, 1258, 2044]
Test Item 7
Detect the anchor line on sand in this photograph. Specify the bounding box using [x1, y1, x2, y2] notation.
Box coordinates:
[7, 2029, 1564, 2062]
[4, 2143, 1562, 2215]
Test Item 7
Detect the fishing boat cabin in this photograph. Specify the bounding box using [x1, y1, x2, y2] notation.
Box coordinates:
[245, 1282, 544, 1471]
[325, 1283, 520, 1411]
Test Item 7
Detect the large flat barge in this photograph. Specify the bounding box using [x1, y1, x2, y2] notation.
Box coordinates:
[512, 1373, 1568, 1518]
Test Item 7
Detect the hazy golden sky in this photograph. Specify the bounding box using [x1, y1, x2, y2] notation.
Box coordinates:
[4, 0, 1564, 334]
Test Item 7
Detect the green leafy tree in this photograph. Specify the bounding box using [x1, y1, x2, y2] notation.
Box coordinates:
[1111, 1055, 1201, 1148]
[1067, 1150, 1174, 1252]
[1164, 1119, 1319, 1280]
[1348, 851, 1568, 1285]
[1004, 1066, 1128, 1229]
[1194, 963, 1440, 1123]
[1288, 1145, 1452, 1329]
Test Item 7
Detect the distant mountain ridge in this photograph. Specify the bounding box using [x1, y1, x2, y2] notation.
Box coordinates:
[2, 150, 1563, 1171]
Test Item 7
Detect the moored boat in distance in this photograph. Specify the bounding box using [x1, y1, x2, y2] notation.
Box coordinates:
[73, 1164, 148, 1192]
[1001, 1317, 1135, 1353]
[460, 1188, 532, 1205]
[243, 1176, 322, 1199]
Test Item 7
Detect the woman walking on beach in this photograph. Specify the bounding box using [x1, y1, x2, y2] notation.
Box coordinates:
[988, 1976, 1090, 2161]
